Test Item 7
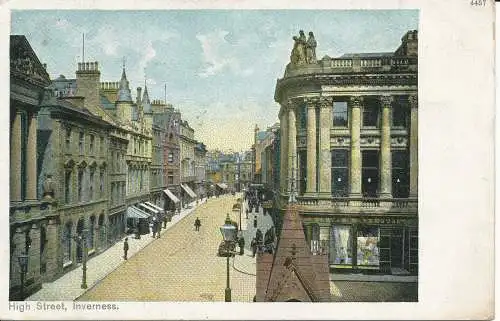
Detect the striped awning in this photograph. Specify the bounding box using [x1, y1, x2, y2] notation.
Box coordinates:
[163, 189, 180, 203]
[145, 202, 164, 212]
[137, 203, 159, 214]
[126, 206, 150, 219]
[181, 184, 197, 198]
[217, 183, 228, 189]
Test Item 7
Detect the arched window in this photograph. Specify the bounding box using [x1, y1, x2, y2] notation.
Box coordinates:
[62, 222, 72, 264]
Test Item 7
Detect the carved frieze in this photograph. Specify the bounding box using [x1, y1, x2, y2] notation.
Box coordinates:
[408, 94, 418, 108]
[360, 136, 380, 147]
[331, 136, 350, 147]
[297, 136, 307, 148]
[349, 96, 364, 108]
[391, 136, 408, 147]
[10, 36, 51, 87]
[380, 95, 394, 107]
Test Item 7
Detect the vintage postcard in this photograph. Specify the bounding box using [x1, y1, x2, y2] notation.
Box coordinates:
[1, 0, 495, 320]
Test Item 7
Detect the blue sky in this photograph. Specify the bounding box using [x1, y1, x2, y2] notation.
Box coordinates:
[11, 10, 418, 151]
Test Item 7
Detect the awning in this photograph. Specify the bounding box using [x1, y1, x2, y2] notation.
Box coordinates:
[217, 183, 228, 189]
[181, 184, 197, 198]
[145, 202, 164, 212]
[137, 203, 159, 214]
[126, 206, 150, 219]
[163, 189, 180, 203]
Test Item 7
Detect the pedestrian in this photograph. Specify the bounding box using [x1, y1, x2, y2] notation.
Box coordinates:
[157, 221, 162, 238]
[194, 217, 201, 231]
[123, 238, 129, 260]
[251, 238, 257, 257]
[238, 236, 245, 255]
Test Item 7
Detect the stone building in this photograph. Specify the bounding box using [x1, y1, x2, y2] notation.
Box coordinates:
[194, 142, 207, 198]
[149, 98, 166, 208]
[274, 30, 418, 276]
[152, 100, 181, 215]
[179, 120, 198, 205]
[9, 35, 52, 300]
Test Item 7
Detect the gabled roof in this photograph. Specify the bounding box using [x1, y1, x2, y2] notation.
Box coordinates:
[256, 204, 331, 302]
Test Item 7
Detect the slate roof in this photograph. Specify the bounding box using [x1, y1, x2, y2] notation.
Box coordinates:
[116, 68, 133, 102]
[100, 93, 115, 110]
[256, 204, 331, 302]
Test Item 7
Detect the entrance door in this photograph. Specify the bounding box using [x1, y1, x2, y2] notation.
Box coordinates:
[390, 228, 404, 269]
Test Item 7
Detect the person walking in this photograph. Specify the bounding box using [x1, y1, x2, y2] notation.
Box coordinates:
[194, 217, 201, 231]
[251, 237, 257, 257]
[123, 238, 129, 260]
[238, 236, 245, 255]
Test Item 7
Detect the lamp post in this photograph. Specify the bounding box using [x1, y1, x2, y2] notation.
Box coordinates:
[73, 229, 89, 289]
[220, 214, 237, 302]
[237, 198, 242, 231]
[17, 253, 29, 300]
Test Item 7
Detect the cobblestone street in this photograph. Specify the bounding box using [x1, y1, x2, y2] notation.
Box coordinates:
[78, 194, 268, 302]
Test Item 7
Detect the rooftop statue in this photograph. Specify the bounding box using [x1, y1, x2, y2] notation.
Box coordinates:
[290, 30, 317, 66]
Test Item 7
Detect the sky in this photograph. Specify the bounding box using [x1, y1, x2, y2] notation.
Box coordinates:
[11, 10, 418, 151]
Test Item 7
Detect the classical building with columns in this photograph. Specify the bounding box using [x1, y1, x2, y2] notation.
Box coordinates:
[10, 35, 53, 300]
[275, 30, 418, 275]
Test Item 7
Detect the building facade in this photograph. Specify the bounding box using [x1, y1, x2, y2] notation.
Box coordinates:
[179, 120, 198, 205]
[275, 30, 418, 275]
[10, 35, 52, 300]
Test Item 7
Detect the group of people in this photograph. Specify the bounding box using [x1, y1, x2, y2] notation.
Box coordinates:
[290, 30, 317, 66]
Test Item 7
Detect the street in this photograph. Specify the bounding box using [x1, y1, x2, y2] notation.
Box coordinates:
[78, 194, 273, 302]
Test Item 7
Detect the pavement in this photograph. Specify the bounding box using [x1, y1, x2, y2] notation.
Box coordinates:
[27, 198, 204, 301]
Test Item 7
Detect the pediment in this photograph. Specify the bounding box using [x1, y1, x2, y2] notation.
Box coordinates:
[10, 35, 51, 87]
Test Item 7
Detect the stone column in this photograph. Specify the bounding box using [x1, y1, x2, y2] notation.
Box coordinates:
[305, 98, 317, 195]
[349, 96, 363, 197]
[44, 219, 61, 281]
[26, 112, 38, 201]
[409, 94, 418, 197]
[287, 101, 297, 193]
[319, 225, 331, 256]
[318, 97, 332, 195]
[10, 111, 22, 202]
[380, 95, 393, 198]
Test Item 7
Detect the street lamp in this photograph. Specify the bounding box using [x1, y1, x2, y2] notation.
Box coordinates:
[17, 253, 28, 300]
[73, 229, 89, 289]
[237, 198, 242, 231]
[220, 214, 237, 302]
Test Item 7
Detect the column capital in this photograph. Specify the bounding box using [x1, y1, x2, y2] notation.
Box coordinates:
[349, 96, 364, 108]
[409, 94, 418, 108]
[319, 96, 333, 108]
[380, 95, 394, 108]
[304, 96, 320, 107]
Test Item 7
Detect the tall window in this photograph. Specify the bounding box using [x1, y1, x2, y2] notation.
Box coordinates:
[392, 96, 409, 128]
[89, 171, 94, 200]
[111, 183, 115, 205]
[100, 137, 104, 155]
[99, 171, 104, 194]
[362, 98, 380, 127]
[65, 171, 71, 203]
[89, 135, 94, 154]
[298, 104, 307, 130]
[168, 171, 174, 185]
[392, 150, 409, 198]
[79, 132, 84, 154]
[77, 170, 83, 202]
[362, 150, 379, 197]
[298, 151, 307, 195]
[333, 101, 348, 127]
[62, 222, 72, 264]
[65, 128, 71, 151]
[168, 152, 174, 163]
[331, 150, 349, 197]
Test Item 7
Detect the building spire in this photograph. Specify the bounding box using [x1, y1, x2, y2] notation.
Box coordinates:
[117, 59, 132, 102]
[142, 79, 152, 114]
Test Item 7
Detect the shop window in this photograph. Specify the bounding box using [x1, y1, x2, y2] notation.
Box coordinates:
[362, 98, 380, 127]
[357, 226, 380, 267]
[392, 150, 409, 198]
[362, 150, 379, 197]
[331, 149, 349, 197]
[333, 101, 348, 127]
[332, 225, 352, 265]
